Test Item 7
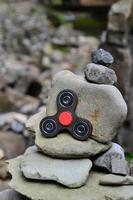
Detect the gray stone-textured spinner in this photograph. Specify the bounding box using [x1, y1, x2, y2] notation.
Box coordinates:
[1, 49, 133, 200]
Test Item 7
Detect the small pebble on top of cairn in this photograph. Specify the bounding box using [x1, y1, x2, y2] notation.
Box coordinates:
[91, 48, 114, 67]
[84, 48, 117, 85]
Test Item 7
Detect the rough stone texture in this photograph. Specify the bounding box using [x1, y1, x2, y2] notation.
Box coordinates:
[99, 44, 133, 152]
[111, 159, 129, 175]
[98, 46, 132, 109]
[0, 2, 50, 55]
[107, 0, 133, 32]
[107, 32, 128, 47]
[100, 174, 133, 186]
[107, 0, 133, 46]
[91, 48, 114, 67]
[0, 56, 39, 94]
[0, 149, 5, 160]
[36, 132, 111, 158]
[80, 0, 118, 6]
[24, 146, 38, 156]
[20, 151, 92, 188]
[84, 63, 117, 85]
[27, 110, 111, 158]
[0, 189, 28, 200]
[0, 112, 27, 134]
[94, 143, 129, 175]
[0, 132, 26, 159]
[42, 0, 118, 6]
[46, 70, 127, 143]
[0, 87, 39, 113]
[26, 109, 46, 136]
[0, 160, 8, 180]
[8, 157, 133, 200]
[130, 159, 133, 176]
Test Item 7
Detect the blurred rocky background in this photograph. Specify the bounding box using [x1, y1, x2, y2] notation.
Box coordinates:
[0, 0, 132, 192]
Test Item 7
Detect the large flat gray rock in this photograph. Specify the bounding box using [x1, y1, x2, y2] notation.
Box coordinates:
[27, 111, 111, 158]
[46, 70, 127, 143]
[20, 151, 92, 188]
[8, 157, 133, 200]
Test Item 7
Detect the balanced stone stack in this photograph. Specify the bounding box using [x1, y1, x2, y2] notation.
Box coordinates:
[1, 49, 133, 200]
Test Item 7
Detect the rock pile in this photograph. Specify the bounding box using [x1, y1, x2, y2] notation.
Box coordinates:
[0, 0, 100, 114]
[0, 49, 133, 200]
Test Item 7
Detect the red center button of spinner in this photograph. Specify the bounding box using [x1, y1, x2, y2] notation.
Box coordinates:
[59, 111, 73, 126]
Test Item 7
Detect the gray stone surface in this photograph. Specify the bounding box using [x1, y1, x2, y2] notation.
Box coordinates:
[26, 109, 45, 137]
[107, 0, 133, 46]
[107, 0, 133, 32]
[0, 189, 28, 200]
[91, 48, 114, 66]
[94, 143, 129, 175]
[8, 157, 133, 200]
[27, 110, 111, 158]
[99, 46, 132, 152]
[84, 63, 117, 85]
[130, 159, 133, 176]
[24, 145, 38, 155]
[0, 56, 40, 94]
[20, 151, 92, 188]
[100, 174, 133, 186]
[46, 70, 127, 143]
[35, 131, 111, 158]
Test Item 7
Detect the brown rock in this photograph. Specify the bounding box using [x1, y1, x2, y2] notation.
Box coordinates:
[0, 132, 26, 159]
[0, 160, 8, 180]
[0, 88, 39, 112]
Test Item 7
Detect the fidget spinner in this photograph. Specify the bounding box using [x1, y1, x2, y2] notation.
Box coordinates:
[40, 90, 93, 141]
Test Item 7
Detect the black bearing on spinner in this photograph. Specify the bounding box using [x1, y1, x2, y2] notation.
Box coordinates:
[57, 89, 78, 110]
[40, 117, 58, 138]
[72, 120, 93, 141]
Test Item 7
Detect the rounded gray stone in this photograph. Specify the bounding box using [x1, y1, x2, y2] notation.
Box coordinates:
[91, 48, 114, 67]
[84, 63, 117, 85]
[46, 70, 127, 143]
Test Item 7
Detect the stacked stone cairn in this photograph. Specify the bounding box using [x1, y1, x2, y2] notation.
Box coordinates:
[1, 49, 133, 200]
